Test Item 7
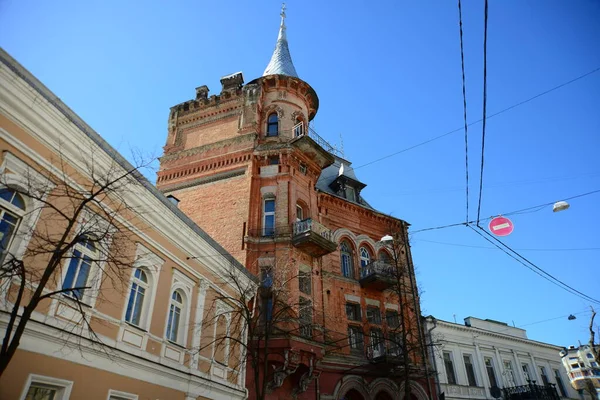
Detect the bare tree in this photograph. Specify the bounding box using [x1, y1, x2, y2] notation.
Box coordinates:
[370, 225, 436, 400]
[197, 252, 330, 400]
[0, 149, 151, 376]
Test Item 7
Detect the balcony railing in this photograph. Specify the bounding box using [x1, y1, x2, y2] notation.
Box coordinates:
[366, 343, 404, 364]
[291, 218, 337, 257]
[359, 260, 396, 290]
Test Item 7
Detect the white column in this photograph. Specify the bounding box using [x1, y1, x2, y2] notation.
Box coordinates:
[475, 344, 490, 396]
[494, 347, 504, 387]
[529, 353, 540, 382]
[190, 279, 209, 369]
[512, 350, 524, 385]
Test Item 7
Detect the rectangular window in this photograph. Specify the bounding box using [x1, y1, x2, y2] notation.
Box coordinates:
[366, 306, 382, 324]
[299, 297, 312, 338]
[539, 366, 549, 386]
[299, 163, 307, 175]
[346, 303, 361, 321]
[263, 199, 275, 236]
[23, 375, 73, 400]
[386, 310, 400, 329]
[388, 332, 403, 356]
[464, 354, 478, 386]
[299, 270, 311, 295]
[348, 325, 364, 351]
[262, 296, 273, 322]
[369, 329, 385, 357]
[522, 363, 531, 380]
[504, 360, 515, 386]
[268, 156, 279, 165]
[296, 205, 303, 222]
[444, 352, 457, 384]
[485, 357, 498, 388]
[261, 267, 273, 288]
[554, 369, 568, 397]
[345, 186, 356, 202]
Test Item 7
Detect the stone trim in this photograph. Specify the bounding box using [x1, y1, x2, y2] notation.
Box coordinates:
[160, 167, 246, 193]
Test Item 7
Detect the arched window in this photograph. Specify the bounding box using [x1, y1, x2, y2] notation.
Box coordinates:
[266, 113, 279, 137]
[0, 187, 26, 263]
[166, 290, 184, 343]
[340, 241, 354, 278]
[62, 236, 97, 300]
[214, 314, 229, 365]
[360, 246, 371, 268]
[125, 268, 148, 326]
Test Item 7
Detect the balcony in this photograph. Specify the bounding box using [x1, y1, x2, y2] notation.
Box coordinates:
[366, 343, 404, 365]
[292, 218, 337, 257]
[359, 260, 395, 290]
[440, 384, 486, 400]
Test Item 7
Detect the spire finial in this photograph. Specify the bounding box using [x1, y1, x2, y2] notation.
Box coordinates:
[262, 3, 299, 78]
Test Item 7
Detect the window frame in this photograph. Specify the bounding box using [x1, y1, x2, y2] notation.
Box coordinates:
[348, 325, 364, 351]
[263, 197, 276, 237]
[444, 351, 457, 385]
[503, 359, 515, 386]
[359, 246, 371, 269]
[340, 241, 354, 278]
[124, 268, 149, 327]
[346, 302, 361, 322]
[106, 389, 138, 400]
[20, 374, 73, 400]
[553, 369, 568, 397]
[299, 269, 311, 295]
[385, 310, 400, 329]
[464, 353, 478, 387]
[166, 289, 185, 343]
[0, 153, 53, 269]
[484, 357, 498, 388]
[299, 297, 312, 338]
[266, 113, 279, 137]
[366, 306, 382, 325]
[61, 235, 99, 302]
[0, 187, 26, 265]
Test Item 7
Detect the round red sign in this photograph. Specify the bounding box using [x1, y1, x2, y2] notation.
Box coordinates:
[488, 216, 514, 236]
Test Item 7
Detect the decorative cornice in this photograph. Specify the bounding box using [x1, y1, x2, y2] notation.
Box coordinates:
[160, 167, 247, 193]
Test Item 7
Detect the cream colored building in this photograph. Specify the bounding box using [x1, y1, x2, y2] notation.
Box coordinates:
[425, 316, 579, 400]
[0, 48, 257, 400]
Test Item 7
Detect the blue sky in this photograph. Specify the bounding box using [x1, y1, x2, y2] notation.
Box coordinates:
[1, 0, 599, 347]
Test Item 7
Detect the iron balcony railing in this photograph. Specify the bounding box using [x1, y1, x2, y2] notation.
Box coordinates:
[502, 382, 560, 400]
[360, 260, 395, 279]
[292, 121, 343, 157]
[366, 342, 403, 362]
[292, 218, 332, 241]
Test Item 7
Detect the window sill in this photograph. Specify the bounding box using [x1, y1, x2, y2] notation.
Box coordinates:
[166, 340, 187, 350]
[124, 321, 147, 333]
[59, 293, 92, 309]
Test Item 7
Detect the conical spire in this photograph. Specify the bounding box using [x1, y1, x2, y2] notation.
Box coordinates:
[263, 4, 299, 78]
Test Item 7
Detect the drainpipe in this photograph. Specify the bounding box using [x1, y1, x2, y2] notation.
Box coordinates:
[427, 317, 442, 399]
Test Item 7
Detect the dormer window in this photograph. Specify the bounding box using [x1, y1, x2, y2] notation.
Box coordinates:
[266, 113, 279, 137]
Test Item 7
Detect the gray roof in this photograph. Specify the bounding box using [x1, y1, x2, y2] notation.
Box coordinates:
[263, 11, 298, 78]
[316, 156, 374, 210]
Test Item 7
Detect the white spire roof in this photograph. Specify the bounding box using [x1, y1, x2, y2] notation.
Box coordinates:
[263, 4, 299, 78]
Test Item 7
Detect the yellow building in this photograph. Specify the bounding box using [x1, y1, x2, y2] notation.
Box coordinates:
[0, 48, 256, 400]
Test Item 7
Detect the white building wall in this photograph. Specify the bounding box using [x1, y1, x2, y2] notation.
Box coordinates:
[426, 316, 579, 400]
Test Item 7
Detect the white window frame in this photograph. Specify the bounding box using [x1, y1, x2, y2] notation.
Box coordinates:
[340, 241, 354, 278]
[106, 389, 138, 400]
[61, 235, 98, 302]
[463, 353, 478, 387]
[212, 300, 233, 367]
[19, 374, 73, 400]
[0, 152, 53, 296]
[124, 268, 149, 326]
[359, 246, 371, 268]
[443, 351, 458, 385]
[120, 244, 162, 331]
[166, 289, 185, 343]
[296, 204, 303, 222]
[163, 269, 193, 347]
[56, 210, 114, 308]
[263, 197, 276, 236]
[0, 187, 27, 264]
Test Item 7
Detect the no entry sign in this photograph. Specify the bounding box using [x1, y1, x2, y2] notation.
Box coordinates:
[488, 216, 514, 236]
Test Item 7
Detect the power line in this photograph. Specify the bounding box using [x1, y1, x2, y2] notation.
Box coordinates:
[468, 224, 600, 305]
[458, 0, 470, 223]
[413, 238, 600, 252]
[349, 65, 600, 174]
[476, 0, 489, 226]
[411, 187, 600, 233]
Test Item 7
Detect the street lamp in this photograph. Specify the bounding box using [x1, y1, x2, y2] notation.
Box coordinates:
[553, 201, 570, 213]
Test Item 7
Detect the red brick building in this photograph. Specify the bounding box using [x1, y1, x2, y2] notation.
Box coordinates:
[157, 9, 435, 400]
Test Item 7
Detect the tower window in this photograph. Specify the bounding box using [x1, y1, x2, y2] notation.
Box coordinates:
[266, 113, 279, 137]
[263, 198, 276, 236]
[340, 241, 354, 278]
